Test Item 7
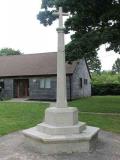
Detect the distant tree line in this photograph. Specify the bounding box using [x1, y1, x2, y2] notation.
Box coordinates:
[91, 58, 120, 95]
[91, 62, 120, 95]
[0, 48, 22, 56]
[92, 70, 120, 85]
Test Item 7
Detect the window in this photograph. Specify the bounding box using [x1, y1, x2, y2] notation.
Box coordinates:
[84, 79, 88, 85]
[40, 79, 45, 88]
[45, 79, 51, 88]
[0, 79, 4, 89]
[40, 78, 51, 89]
[80, 78, 82, 88]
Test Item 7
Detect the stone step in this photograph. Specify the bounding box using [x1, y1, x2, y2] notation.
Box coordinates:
[37, 121, 86, 135]
[23, 125, 100, 154]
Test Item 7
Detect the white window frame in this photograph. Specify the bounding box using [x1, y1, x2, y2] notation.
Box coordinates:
[40, 79, 45, 88]
[45, 78, 51, 89]
[40, 78, 51, 89]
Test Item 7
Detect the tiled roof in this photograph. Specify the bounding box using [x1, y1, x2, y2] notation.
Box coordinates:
[0, 52, 77, 77]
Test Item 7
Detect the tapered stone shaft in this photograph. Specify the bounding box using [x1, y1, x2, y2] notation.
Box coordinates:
[56, 7, 68, 108]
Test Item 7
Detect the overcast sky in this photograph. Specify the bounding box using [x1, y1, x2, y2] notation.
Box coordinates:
[0, 0, 120, 70]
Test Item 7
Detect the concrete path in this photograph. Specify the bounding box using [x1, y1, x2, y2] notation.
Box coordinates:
[0, 130, 120, 160]
[6, 98, 29, 102]
[4, 98, 51, 104]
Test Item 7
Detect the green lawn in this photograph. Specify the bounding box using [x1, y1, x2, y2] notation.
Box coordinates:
[79, 113, 120, 133]
[69, 96, 120, 113]
[0, 96, 120, 136]
[0, 102, 48, 136]
[70, 96, 120, 133]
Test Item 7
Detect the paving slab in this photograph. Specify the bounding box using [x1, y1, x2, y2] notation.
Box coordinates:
[0, 130, 120, 160]
[4, 98, 50, 103]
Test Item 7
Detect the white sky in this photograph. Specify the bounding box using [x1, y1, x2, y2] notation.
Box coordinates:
[0, 0, 120, 71]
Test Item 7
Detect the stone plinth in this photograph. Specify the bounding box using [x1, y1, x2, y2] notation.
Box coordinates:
[23, 106, 99, 154]
[37, 107, 86, 135]
[44, 107, 78, 126]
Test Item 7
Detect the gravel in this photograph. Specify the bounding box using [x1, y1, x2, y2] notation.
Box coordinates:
[0, 130, 120, 160]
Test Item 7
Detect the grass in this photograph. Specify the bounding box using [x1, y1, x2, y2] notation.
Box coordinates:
[70, 96, 120, 133]
[0, 96, 120, 136]
[0, 102, 48, 136]
[79, 113, 120, 133]
[69, 96, 120, 113]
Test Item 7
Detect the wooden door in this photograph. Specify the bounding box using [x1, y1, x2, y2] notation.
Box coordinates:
[16, 79, 29, 98]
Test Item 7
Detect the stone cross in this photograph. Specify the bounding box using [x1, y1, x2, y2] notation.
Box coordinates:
[53, 7, 69, 108]
[53, 7, 69, 28]
[23, 8, 99, 155]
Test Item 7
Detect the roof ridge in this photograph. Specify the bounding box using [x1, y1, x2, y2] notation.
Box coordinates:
[0, 52, 57, 58]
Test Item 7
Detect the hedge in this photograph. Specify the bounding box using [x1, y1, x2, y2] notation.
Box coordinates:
[92, 84, 120, 95]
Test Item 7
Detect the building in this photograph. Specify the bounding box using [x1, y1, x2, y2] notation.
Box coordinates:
[0, 52, 91, 100]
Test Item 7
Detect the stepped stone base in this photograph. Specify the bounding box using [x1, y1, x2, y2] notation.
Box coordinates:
[23, 126, 99, 154]
[37, 121, 86, 135]
[23, 107, 100, 154]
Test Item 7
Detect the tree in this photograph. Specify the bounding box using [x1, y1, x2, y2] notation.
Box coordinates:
[112, 58, 120, 73]
[86, 55, 101, 73]
[37, 0, 120, 62]
[0, 48, 22, 56]
[92, 71, 120, 84]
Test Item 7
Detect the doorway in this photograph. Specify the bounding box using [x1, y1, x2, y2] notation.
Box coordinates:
[14, 79, 29, 98]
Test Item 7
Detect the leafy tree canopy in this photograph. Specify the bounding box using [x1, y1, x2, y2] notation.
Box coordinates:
[37, 0, 120, 62]
[86, 55, 101, 73]
[92, 71, 120, 84]
[0, 48, 22, 56]
[112, 58, 120, 73]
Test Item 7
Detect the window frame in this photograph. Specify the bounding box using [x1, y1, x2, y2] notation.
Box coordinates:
[84, 79, 88, 85]
[0, 79, 4, 89]
[79, 78, 83, 89]
[45, 78, 51, 89]
[40, 79, 45, 89]
[40, 78, 51, 89]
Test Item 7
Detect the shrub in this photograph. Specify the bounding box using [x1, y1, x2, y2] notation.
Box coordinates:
[92, 84, 120, 95]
